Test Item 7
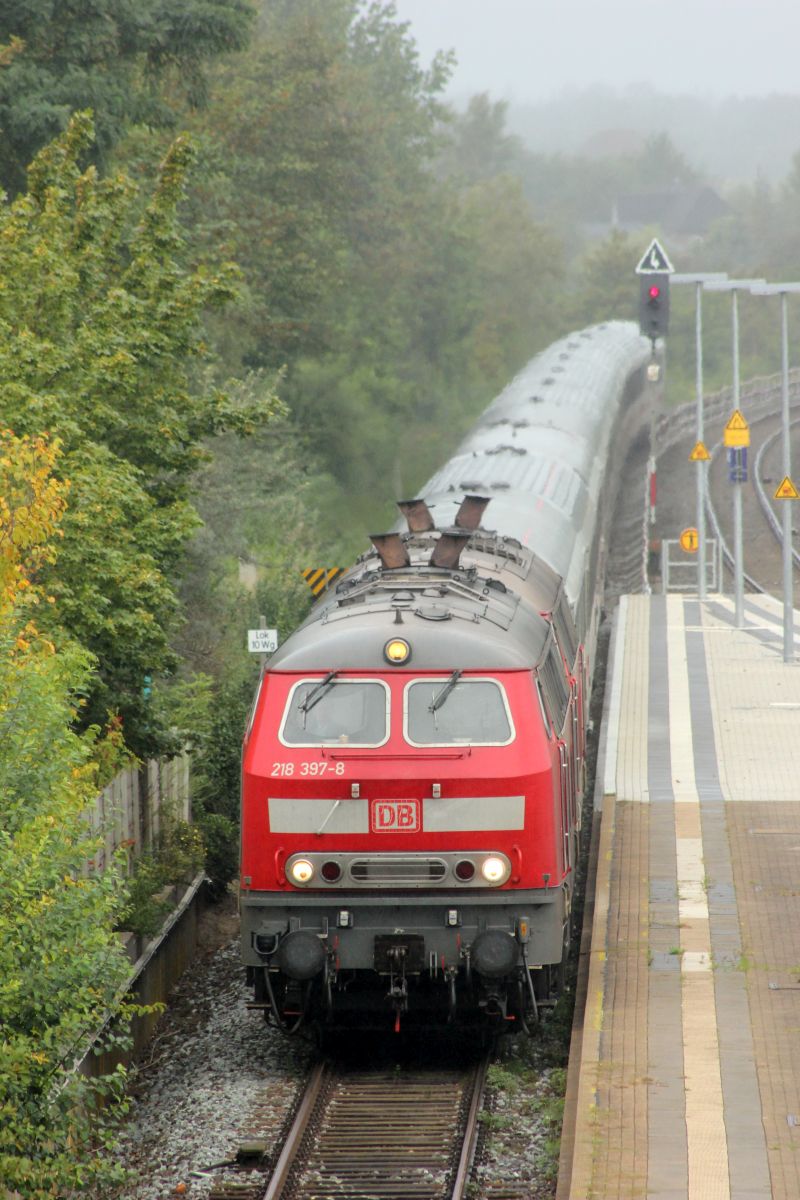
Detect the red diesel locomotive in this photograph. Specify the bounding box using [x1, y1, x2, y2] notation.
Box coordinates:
[240, 321, 649, 1034]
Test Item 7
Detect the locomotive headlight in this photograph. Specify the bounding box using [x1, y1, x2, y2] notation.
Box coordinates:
[384, 637, 411, 664]
[480, 855, 511, 885]
[288, 858, 315, 885]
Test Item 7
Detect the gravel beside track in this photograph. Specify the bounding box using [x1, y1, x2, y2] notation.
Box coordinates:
[113, 939, 312, 1199]
[111, 928, 569, 1199]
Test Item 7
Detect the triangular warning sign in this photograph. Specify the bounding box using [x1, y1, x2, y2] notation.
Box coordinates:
[635, 238, 674, 275]
[689, 441, 711, 462]
[726, 409, 748, 431]
[774, 476, 800, 500]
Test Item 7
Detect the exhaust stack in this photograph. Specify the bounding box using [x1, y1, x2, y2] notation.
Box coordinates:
[455, 494, 491, 530]
[370, 533, 411, 570]
[430, 529, 472, 570]
[397, 498, 435, 532]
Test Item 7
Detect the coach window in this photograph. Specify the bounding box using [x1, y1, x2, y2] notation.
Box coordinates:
[539, 647, 570, 734]
[535, 678, 554, 737]
[404, 678, 514, 746]
[553, 603, 578, 671]
[280, 678, 389, 746]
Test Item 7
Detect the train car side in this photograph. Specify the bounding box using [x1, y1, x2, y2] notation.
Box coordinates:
[239, 321, 650, 1034]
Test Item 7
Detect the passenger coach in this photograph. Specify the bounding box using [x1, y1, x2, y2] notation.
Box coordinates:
[240, 322, 650, 1034]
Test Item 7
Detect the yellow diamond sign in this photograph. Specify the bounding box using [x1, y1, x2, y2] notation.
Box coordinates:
[723, 410, 750, 448]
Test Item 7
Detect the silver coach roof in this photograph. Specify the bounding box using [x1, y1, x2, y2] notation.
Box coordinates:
[267, 321, 650, 670]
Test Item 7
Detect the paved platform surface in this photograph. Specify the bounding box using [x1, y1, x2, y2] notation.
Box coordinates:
[558, 592, 800, 1200]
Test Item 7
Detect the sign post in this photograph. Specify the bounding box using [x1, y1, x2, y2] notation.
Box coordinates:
[723, 410, 750, 628]
[673, 272, 727, 598]
[636, 242, 673, 591]
[704, 279, 765, 625]
[248, 622, 279, 674]
[751, 282, 800, 663]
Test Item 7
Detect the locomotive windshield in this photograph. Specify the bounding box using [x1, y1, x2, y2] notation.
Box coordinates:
[280, 679, 389, 746]
[404, 678, 514, 746]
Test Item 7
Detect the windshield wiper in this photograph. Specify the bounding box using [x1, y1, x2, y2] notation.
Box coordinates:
[429, 670, 462, 713]
[299, 671, 339, 716]
[316, 799, 341, 836]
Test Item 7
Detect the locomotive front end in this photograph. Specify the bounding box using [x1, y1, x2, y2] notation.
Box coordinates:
[241, 658, 570, 1034]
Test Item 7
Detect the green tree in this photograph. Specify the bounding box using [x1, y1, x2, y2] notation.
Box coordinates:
[0, 113, 282, 757]
[437, 93, 523, 185]
[0, 0, 253, 196]
[191, 0, 452, 371]
[632, 131, 700, 190]
[183, 1, 573, 528]
[455, 175, 565, 382]
[0, 430, 134, 1199]
[570, 229, 640, 327]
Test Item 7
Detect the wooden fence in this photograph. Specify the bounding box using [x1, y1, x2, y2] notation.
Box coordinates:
[87, 754, 191, 872]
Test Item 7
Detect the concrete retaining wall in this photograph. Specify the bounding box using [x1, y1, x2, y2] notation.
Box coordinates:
[80, 872, 208, 1079]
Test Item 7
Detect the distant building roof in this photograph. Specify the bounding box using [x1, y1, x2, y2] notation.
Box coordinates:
[613, 186, 729, 236]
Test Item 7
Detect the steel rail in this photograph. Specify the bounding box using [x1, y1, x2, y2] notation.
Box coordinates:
[451, 1054, 491, 1199]
[262, 1059, 330, 1200]
[704, 437, 766, 594]
[753, 419, 800, 570]
[653, 375, 800, 597]
[262, 1055, 490, 1200]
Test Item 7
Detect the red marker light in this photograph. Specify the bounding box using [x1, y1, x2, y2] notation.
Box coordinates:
[649, 284, 661, 300]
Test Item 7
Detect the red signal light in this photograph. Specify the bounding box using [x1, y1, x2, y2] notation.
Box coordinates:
[639, 273, 669, 338]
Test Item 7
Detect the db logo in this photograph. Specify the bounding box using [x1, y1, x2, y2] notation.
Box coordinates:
[371, 799, 420, 832]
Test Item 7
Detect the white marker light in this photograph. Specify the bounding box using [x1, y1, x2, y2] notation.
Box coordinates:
[480, 855, 510, 885]
[289, 858, 315, 885]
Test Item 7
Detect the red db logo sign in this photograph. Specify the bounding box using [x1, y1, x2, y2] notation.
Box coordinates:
[371, 799, 420, 832]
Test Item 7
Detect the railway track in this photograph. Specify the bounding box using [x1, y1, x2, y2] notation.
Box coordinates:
[704, 412, 800, 595]
[704, 433, 766, 594]
[652, 373, 800, 598]
[259, 1055, 489, 1200]
[752, 418, 800, 571]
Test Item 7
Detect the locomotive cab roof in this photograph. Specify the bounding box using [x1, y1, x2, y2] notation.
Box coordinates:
[267, 533, 554, 673]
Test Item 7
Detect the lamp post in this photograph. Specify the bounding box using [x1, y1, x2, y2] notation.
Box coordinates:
[672, 272, 727, 598]
[703, 279, 766, 628]
[750, 282, 800, 662]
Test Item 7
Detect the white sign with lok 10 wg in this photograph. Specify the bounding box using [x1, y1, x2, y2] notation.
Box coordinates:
[248, 628, 279, 654]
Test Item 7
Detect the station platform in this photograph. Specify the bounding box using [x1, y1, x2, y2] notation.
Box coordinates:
[558, 592, 800, 1200]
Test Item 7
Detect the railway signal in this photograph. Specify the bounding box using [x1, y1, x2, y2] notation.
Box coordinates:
[639, 275, 670, 340]
[636, 239, 674, 343]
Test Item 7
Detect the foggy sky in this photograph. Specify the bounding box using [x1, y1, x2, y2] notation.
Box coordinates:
[393, 0, 800, 102]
